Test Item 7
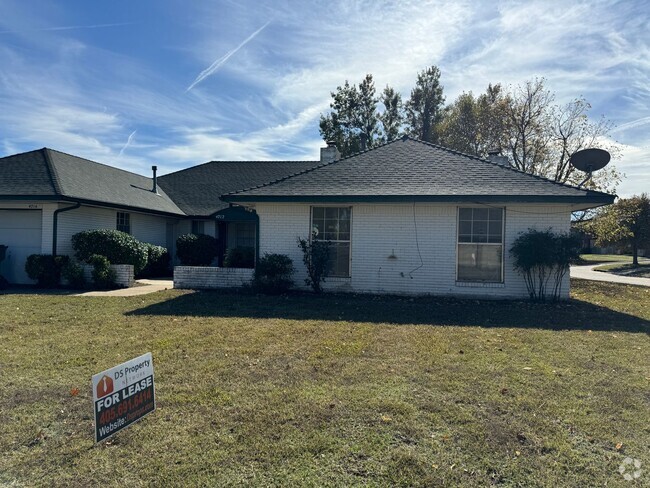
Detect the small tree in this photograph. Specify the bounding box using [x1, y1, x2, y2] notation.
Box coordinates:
[297, 237, 330, 294]
[586, 194, 650, 265]
[510, 229, 581, 301]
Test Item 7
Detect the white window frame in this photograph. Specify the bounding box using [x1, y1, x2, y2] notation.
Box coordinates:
[456, 206, 505, 283]
[116, 212, 131, 234]
[309, 205, 352, 279]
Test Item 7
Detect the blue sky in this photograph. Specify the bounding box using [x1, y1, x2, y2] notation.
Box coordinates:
[0, 0, 648, 196]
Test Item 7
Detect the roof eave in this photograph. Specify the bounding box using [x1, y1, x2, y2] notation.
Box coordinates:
[222, 194, 616, 205]
[0, 195, 187, 217]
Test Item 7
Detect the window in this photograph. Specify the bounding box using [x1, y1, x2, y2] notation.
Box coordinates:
[116, 212, 130, 234]
[457, 207, 504, 282]
[311, 206, 351, 278]
[191, 220, 205, 235]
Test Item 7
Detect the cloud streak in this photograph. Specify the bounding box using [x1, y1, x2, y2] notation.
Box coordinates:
[0, 22, 132, 34]
[119, 130, 137, 157]
[186, 20, 270, 92]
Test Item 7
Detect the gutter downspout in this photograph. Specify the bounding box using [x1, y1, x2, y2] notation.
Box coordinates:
[52, 203, 81, 256]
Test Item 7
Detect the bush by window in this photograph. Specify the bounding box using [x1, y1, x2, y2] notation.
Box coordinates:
[510, 229, 581, 301]
[72, 229, 148, 274]
[139, 244, 170, 278]
[298, 237, 331, 293]
[176, 233, 218, 266]
[223, 246, 255, 268]
[252, 253, 294, 294]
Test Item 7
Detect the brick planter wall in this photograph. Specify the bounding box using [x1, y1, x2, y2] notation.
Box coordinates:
[82, 264, 134, 288]
[173, 266, 253, 289]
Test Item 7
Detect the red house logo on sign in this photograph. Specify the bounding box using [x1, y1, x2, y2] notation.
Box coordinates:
[96, 375, 114, 398]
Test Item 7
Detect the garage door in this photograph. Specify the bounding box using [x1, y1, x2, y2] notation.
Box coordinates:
[0, 210, 43, 284]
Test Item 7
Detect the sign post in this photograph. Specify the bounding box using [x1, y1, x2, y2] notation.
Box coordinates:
[92, 352, 156, 443]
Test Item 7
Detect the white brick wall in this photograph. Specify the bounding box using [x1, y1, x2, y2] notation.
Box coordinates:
[254, 202, 572, 299]
[82, 264, 134, 288]
[174, 266, 253, 289]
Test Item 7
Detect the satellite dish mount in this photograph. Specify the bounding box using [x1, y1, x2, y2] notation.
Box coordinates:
[569, 148, 611, 188]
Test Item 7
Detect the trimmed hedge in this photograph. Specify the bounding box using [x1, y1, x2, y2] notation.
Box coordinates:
[224, 246, 255, 268]
[252, 253, 294, 294]
[25, 254, 69, 287]
[88, 254, 117, 289]
[71, 229, 149, 274]
[140, 244, 170, 278]
[176, 234, 218, 266]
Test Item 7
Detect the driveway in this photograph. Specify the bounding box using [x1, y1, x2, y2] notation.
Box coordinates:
[571, 264, 650, 287]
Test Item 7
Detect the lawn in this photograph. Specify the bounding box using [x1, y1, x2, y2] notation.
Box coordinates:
[578, 254, 636, 264]
[1, 280, 648, 487]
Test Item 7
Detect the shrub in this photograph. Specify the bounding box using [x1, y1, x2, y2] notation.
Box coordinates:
[72, 229, 148, 274]
[176, 234, 218, 266]
[25, 254, 69, 287]
[88, 254, 117, 289]
[139, 244, 170, 278]
[224, 246, 255, 268]
[61, 260, 86, 289]
[510, 229, 581, 301]
[252, 253, 294, 294]
[298, 238, 331, 294]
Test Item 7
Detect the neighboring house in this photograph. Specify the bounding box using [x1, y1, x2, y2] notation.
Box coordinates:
[0, 148, 317, 283]
[1, 138, 615, 298]
[0, 148, 184, 284]
[223, 137, 614, 299]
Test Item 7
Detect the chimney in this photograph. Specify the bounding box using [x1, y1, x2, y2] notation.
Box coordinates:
[487, 148, 509, 167]
[320, 141, 340, 163]
[152, 165, 158, 194]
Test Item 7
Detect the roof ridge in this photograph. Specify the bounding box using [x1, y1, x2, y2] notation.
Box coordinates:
[222, 138, 405, 198]
[45, 148, 155, 181]
[41, 148, 63, 195]
[407, 137, 613, 197]
[160, 159, 320, 178]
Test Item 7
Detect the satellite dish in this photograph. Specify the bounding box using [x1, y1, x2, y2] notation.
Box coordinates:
[569, 148, 610, 172]
[569, 148, 611, 188]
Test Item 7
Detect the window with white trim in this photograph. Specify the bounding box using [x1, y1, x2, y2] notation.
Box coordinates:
[116, 212, 131, 234]
[457, 207, 504, 282]
[311, 206, 351, 278]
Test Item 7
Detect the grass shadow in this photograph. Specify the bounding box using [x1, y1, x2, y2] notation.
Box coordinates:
[127, 285, 649, 334]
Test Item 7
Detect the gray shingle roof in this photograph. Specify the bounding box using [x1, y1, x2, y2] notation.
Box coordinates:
[223, 137, 615, 205]
[158, 161, 320, 216]
[0, 148, 185, 216]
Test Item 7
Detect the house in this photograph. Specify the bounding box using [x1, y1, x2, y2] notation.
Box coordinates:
[222, 137, 614, 298]
[0, 148, 316, 283]
[1, 138, 614, 298]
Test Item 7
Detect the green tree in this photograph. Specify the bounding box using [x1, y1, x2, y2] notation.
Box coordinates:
[379, 85, 403, 142]
[587, 194, 650, 265]
[405, 66, 445, 143]
[319, 74, 380, 157]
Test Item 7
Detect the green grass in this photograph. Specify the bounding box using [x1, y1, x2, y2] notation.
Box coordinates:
[1, 280, 648, 487]
[578, 254, 636, 264]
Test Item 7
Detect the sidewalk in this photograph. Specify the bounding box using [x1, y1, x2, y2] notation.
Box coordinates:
[570, 264, 650, 287]
[75, 279, 174, 297]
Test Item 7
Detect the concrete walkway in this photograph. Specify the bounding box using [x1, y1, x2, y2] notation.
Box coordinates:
[75, 279, 174, 297]
[570, 264, 650, 287]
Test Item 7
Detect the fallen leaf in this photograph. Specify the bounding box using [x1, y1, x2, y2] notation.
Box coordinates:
[616, 442, 623, 450]
[523, 367, 533, 371]
[70, 388, 79, 396]
[380, 415, 392, 423]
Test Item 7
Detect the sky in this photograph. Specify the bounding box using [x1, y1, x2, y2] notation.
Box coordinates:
[0, 0, 648, 196]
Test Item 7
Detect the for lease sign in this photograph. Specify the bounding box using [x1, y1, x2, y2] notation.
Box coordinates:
[92, 352, 155, 443]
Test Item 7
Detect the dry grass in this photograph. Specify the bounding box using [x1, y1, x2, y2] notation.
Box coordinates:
[0, 279, 648, 487]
